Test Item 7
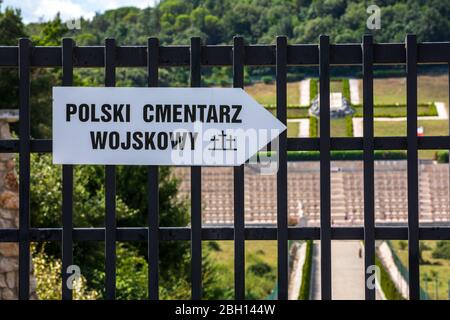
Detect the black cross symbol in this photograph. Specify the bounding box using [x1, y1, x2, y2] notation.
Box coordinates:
[208, 135, 219, 151]
[219, 130, 227, 150]
[226, 134, 237, 151]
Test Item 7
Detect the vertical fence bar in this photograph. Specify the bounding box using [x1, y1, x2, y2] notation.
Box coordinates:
[319, 35, 332, 300]
[104, 38, 117, 300]
[362, 35, 376, 300]
[233, 36, 245, 300]
[18, 38, 31, 301]
[406, 34, 420, 300]
[147, 37, 160, 300]
[190, 37, 202, 300]
[62, 38, 74, 300]
[276, 36, 288, 300]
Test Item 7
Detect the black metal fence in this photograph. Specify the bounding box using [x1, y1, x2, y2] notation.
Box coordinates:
[0, 34, 449, 300]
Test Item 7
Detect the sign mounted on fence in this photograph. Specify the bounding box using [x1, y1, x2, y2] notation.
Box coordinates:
[52, 87, 286, 166]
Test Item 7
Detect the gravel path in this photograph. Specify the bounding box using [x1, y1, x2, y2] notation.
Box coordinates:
[310, 241, 321, 300]
[435, 102, 448, 119]
[352, 117, 363, 137]
[299, 79, 310, 106]
[310, 240, 384, 300]
[349, 79, 360, 104]
[331, 241, 365, 300]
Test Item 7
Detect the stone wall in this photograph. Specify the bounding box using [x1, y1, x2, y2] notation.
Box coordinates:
[0, 120, 37, 299]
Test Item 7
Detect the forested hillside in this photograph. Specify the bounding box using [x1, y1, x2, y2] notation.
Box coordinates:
[26, 0, 450, 45]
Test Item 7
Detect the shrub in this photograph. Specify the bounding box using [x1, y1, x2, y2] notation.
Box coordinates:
[310, 79, 318, 103]
[435, 151, 448, 163]
[248, 262, 272, 277]
[309, 116, 318, 137]
[287, 73, 303, 82]
[345, 115, 353, 137]
[298, 240, 313, 300]
[261, 76, 273, 84]
[342, 78, 351, 101]
[373, 150, 407, 160]
[376, 254, 405, 300]
[33, 243, 100, 300]
[208, 241, 221, 252]
[398, 241, 408, 251]
[432, 241, 450, 260]
[115, 243, 149, 300]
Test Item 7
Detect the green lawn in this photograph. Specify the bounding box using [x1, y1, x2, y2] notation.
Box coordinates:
[374, 120, 448, 159]
[287, 122, 299, 137]
[205, 240, 278, 299]
[356, 75, 449, 106]
[245, 82, 300, 105]
[374, 119, 448, 137]
[331, 118, 349, 137]
[390, 240, 450, 300]
[374, 78, 407, 105]
[418, 75, 449, 107]
[317, 80, 343, 94]
[316, 118, 350, 137]
[330, 80, 343, 92]
[374, 120, 406, 136]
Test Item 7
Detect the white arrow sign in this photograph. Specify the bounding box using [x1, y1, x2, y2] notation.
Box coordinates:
[52, 87, 286, 166]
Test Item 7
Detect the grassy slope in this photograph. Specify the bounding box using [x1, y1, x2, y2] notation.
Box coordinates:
[390, 240, 450, 300]
[375, 254, 405, 300]
[205, 240, 277, 299]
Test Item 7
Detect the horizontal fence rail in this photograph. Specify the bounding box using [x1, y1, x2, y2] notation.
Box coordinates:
[2, 226, 450, 242]
[0, 43, 449, 67]
[2, 136, 450, 153]
[0, 34, 449, 301]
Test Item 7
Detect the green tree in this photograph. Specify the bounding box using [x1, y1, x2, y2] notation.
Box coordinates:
[432, 241, 450, 260]
[31, 13, 68, 45]
[0, 5, 26, 111]
[174, 14, 191, 31]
